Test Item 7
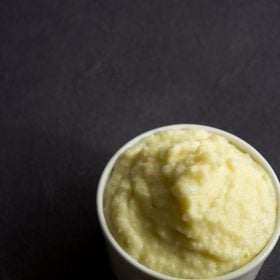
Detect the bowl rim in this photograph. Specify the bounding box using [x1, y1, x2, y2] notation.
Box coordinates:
[96, 124, 280, 280]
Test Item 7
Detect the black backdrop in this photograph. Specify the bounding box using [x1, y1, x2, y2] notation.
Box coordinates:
[0, 0, 280, 279]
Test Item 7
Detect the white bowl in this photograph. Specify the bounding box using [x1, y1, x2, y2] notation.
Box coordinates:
[97, 124, 280, 280]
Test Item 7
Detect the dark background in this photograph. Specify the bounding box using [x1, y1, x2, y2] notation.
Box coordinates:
[0, 0, 279, 279]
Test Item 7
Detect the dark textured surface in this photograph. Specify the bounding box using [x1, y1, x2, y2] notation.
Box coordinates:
[0, 0, 280, 279]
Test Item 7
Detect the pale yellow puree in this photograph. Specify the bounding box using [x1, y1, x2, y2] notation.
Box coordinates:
[104, 128, 277, 279]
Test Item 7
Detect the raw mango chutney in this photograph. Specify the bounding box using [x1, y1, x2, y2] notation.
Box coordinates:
[104, 128, 277, 279]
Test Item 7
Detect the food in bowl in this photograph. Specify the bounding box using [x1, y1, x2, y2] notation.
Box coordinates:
[103, 128, 277, 279]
